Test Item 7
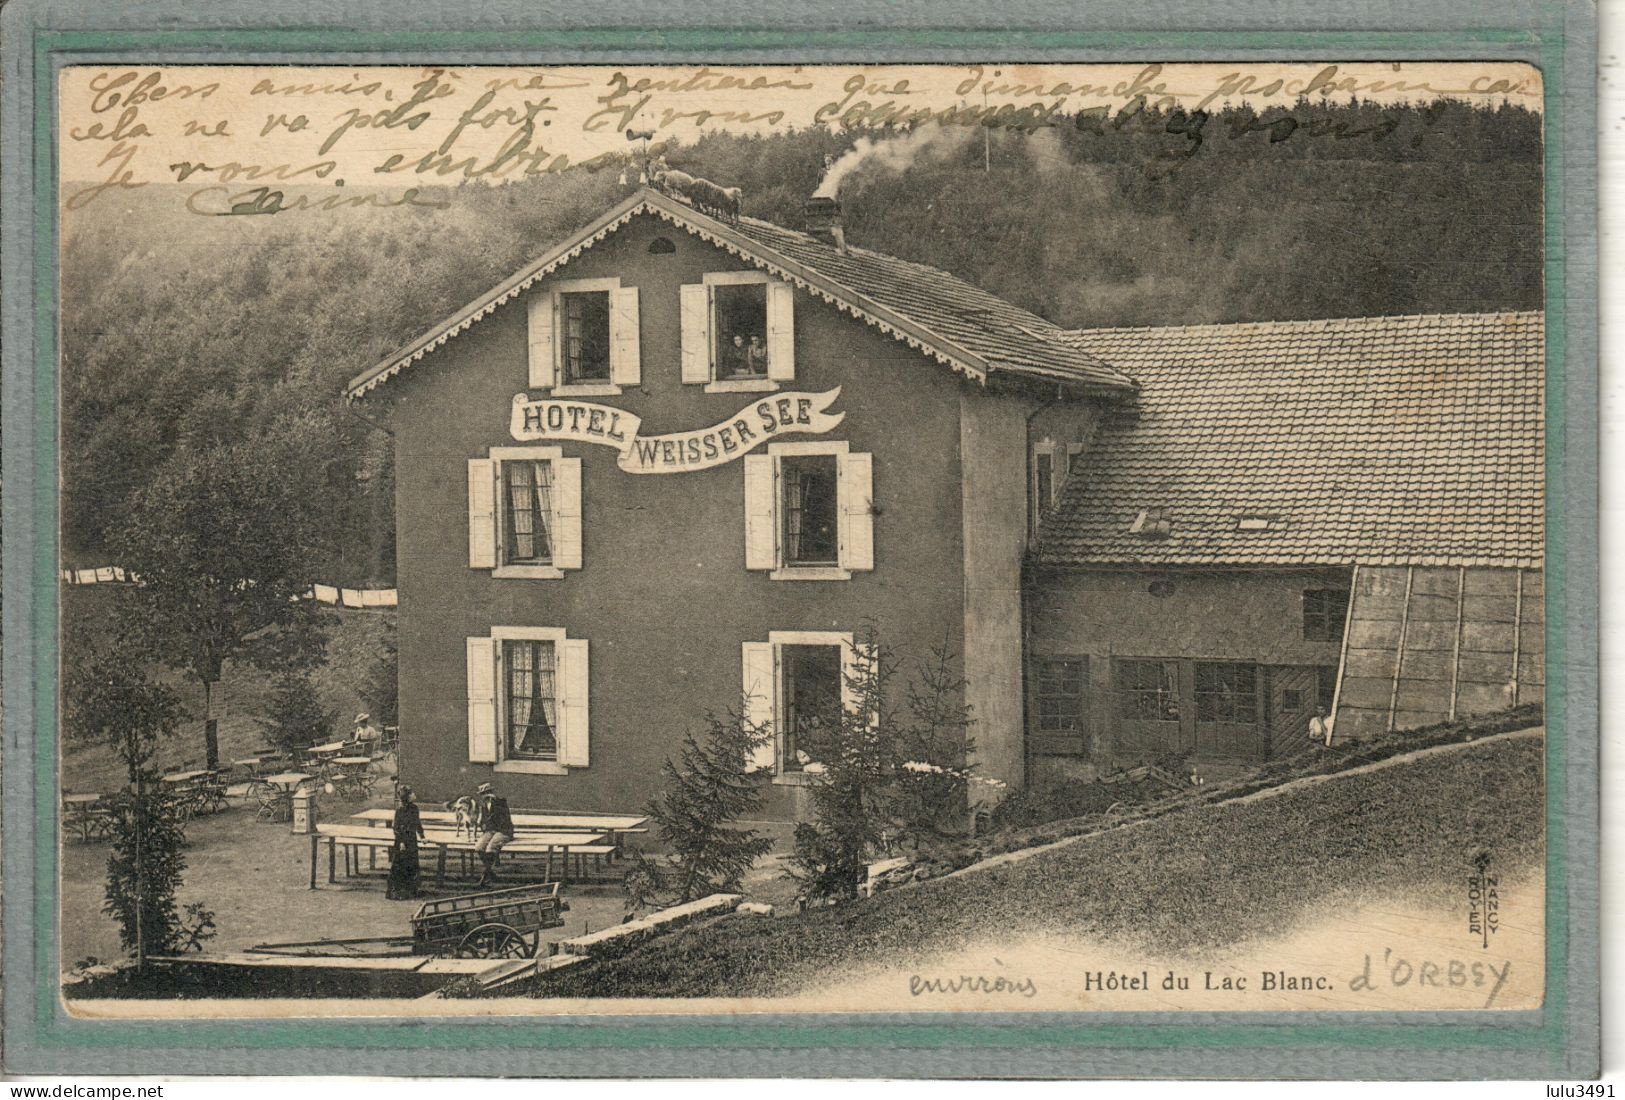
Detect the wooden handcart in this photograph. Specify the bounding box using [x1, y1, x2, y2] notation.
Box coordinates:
[246, 883, 567, 960]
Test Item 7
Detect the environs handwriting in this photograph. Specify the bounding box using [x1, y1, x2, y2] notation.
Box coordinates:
[909, 972, 1038, 998]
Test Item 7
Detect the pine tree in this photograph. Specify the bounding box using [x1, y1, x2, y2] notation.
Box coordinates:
[640, 706, 775, 906]
[259, 672, 338, 756]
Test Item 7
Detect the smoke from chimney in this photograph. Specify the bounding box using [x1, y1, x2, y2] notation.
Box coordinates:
[812, 125, 977, 200]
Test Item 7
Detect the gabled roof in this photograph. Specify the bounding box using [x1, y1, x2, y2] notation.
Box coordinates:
[1037, 312, 1545, 570]
[346, 187, 1135, 400]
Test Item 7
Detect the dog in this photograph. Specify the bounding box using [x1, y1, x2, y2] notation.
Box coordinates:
[447, 796, 479, 840]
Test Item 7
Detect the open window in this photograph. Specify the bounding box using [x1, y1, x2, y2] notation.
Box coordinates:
[740, 630, 863, 779]
[468, 446, 583, 578]
[466, 626, 589, 773]
[527, 276, 640, 394]
[743, 442, 873, 580]
[681, 271, 795, 391]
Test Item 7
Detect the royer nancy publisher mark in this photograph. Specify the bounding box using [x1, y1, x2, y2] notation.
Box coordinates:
[55, 61, 1549, 1016]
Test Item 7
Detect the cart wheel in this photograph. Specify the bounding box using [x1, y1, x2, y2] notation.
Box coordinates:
[456, 924, 532, 959]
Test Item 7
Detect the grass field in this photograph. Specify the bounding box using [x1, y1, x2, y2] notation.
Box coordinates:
[537, 731, 1545, 999]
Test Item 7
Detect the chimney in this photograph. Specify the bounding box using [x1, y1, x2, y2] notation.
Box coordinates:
[803, 196, 846, 253]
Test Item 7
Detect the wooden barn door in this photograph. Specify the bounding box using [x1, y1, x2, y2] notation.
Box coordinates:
[1265, 665, 1336, 757]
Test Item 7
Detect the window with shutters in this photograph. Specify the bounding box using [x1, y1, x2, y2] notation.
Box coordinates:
[744, 441, 873, 580]
[741, 630, 861, 781]
[559, 291, 611, 384]
[504, 639, 558, 760]
[469, 447, 582, 579]
[684, 271, 795, 392]
[467, 626, 589, 774]
[527, 276, 639, 395]
[781, 454, 839, 566]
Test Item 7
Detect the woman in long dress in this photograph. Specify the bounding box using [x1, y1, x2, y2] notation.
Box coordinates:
[385, 785, 426, 899]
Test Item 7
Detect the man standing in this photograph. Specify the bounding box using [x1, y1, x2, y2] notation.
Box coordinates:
[474, 781, 514, 887]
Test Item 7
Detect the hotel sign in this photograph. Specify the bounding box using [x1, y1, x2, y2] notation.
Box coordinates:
[509, 388, 845, 474]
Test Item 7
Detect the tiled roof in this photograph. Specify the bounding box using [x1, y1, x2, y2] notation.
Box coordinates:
[347, 188, 1134, 399]
[1038, 312, 1545, 569]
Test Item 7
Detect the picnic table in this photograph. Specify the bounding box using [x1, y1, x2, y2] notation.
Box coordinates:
[352, 808, 647, 836]
[63, 793, 114, 842]
[253, 772, 313, 822]
[310, 823, 620, 890]
[328, 757, 378, 798]
[161, 770, 210, 785]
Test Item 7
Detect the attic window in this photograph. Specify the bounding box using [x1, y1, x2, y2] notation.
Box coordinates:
[1129, 508, 1172, 539]
[1235, 515, 1278, 532]
[648, 236, 676, 254]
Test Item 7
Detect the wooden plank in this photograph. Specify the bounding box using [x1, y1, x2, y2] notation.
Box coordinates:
[1510, 569, 1524, 706]
[1449, 566, 1466, 721]
[1386, 566, 1414, 733]
[1327, 563, 1358, 742]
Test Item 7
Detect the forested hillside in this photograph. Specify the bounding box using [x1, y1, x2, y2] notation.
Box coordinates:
[61, 99, 1542, 581]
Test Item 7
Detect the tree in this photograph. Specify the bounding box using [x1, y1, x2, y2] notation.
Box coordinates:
[111, 414, 333, 768]
[631, 705, 775, 908]
[790, 630, 899, 904]
[62, 644, 211, 966]
[790, 632, 989, 903]
[359, 616, 399, 730]
[259, 672, 338, 756]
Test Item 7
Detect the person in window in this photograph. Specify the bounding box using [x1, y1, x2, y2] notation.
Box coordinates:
[724, 333, 748, 376]
[385, 785, 426, 900]
[746, 334, 768, 375]
[474, 781, 514, 887]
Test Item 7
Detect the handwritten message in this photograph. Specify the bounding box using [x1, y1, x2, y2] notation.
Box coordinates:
[59, 62, 1542, 213]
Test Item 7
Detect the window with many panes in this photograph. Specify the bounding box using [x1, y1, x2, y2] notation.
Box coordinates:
[503, 639, 559, 760]
[559, 290, 612, 383]
[1036, 658, 1088, 732]
[1115, 660, 1180, 721]
[781, 454, 840, 566]
[1302, 588, 1351, 643]
[1194, 661, 1258, 724]
[502, 460, 553, 565]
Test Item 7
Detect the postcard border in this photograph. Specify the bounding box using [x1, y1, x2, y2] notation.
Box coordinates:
[1, 7, 1599, 1079]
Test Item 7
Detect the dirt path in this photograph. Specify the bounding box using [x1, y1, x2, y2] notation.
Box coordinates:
[944, 725, 1545, 881]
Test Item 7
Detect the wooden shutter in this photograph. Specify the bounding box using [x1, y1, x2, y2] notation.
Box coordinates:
[741, 642, 777, 772]
[766, 281, 795, 381]
[527, 292, 557, 390]
[609, 285, 641, 387]
[743, 455, 777, 570]
[837, 452, 875, 571]
[467, 458, 497, 569]
[466, 636, 499, 763]
[558, 638, 590, 767]
[551, 457, 583, 570]
[680, 283, 711, 383]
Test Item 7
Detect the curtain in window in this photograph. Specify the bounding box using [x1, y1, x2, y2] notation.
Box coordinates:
[507, 640, 558, 758]
[505, 461, 553, 563]
[783, 463, 805, 562]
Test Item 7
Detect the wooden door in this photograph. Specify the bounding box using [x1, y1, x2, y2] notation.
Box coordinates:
[1265, 665, 1336, 757]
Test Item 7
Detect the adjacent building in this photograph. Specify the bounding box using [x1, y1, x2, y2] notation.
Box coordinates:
[347, 185, 1545, 817]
